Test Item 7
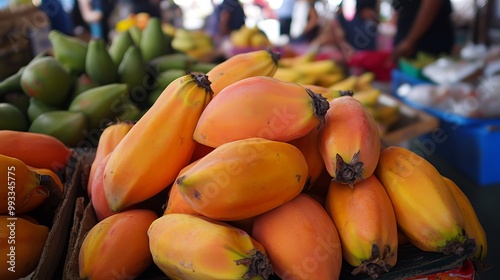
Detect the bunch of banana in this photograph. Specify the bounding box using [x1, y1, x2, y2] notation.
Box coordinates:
[230, 25, 272, 49]
[171, 28, 215, 60]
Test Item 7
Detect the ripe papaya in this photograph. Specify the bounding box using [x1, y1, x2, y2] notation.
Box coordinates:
[252, 193, 343, 280]
[0, 130, 72, 171]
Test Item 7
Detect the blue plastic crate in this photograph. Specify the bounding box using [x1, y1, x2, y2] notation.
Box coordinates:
[391, 70, 500, 186]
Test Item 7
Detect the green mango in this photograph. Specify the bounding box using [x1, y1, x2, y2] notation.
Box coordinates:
[0, 103, 29, 131]
[29, 110, 89, 147]
[86, 39, 118, 85]
[71, 73, 99, 100]
[108, 30, 135, 67]
[140, 17, 171, 63]
[0, 66, 25, 97]
[27, 97, 59, 123]
[2, 92, 30, 120]
[118, 45, 147, 90]
[20, 56, 73, 107]
[48, 30, 88, 75]
[129, 25, 142, 47]
[68, 83, 129, 130]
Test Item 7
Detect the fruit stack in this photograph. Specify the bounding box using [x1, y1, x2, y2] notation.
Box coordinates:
[74, 49, 487, 280]
[0, 130, 72, 280]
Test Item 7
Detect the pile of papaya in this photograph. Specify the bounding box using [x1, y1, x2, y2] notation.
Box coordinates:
[75, 49, 487, 280]
[0, 130, 70, 280]
[0, 16, 216, 147]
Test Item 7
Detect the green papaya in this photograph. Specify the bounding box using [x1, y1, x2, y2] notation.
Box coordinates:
[71, 73, 98, 100]
[116, 99, 142, 122]
[188, 62, 217, 73]
[155, 69, 186, 91]
[2, 92, 30, 120]
[129, 25, 142, 47]
[140, 17, 171, 63]
[146, 88, 163, 107]
[147, 53, 196, 75]
[27, 97, 59, 123]
[68, 83, 129, 130]
[85, 38, 118, 85]
[108, 30, 135, 67]
[29, 110, 89, 147]
[48, 30, 88, 75]
[20, 56, 73, 107]
[0, 103, 29, 131]
[0, 66, 25, 97]
[118, 45, 147, 91]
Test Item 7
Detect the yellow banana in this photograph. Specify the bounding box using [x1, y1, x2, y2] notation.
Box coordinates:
[329, 76, 358, 91]
[375, 146, 467, 254]
[443, 176, 487, 260]
[293, 59, 338, 76]
[353, 88, 381, 107]
[0, 154, 63, 214]
[273, 67, 302, 83]
[207, 49, 280, 96]
[148, 213, 273, 280]
[103, 72, 213, 212]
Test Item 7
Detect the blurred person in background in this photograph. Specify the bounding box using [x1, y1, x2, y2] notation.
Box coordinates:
[72, 0, 116, 41]
[206, 0, 246, 44]
[312, 0, 379, 58]
[131, 0, 161, 19]
[161, 0, 183, 28]
[294, 0, 320, 43]
[276, 0, 296, 38]
[390, 0, 455, 60]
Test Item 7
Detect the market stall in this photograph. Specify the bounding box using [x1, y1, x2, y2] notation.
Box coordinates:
[0, 2, 496, 280]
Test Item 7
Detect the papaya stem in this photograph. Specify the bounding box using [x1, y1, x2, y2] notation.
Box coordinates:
[236, 249, 274, 280]
[334, 152, 364, 187]
[306, 88, 330, 126]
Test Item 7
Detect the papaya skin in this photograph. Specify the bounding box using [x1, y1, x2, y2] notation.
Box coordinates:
[252, 194, 343, 280]
[325, 175, 398, 278]
[0, 216, 49, 280]
[193, 76, 330, 148]
[443, 176, 487, 260]
[0, 126, 72, 173]
[207, 48, 280, 96]
[176, 138, 309, 221]
[148, 213, 273, 280]
[319, 94, 381, 186]
[289, 126, 324, 190]
[103, 72, 213, 212]
[87, 121, 134, 199]
[375, 146, 467, 254]
[90, 153, 116, 221]
[163, 160, 201, 217]
[79, 209, 158, 279]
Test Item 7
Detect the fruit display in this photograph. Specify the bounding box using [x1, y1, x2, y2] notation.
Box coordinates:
[68, 49, 487, 280]
[0, 17, 487, 277]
